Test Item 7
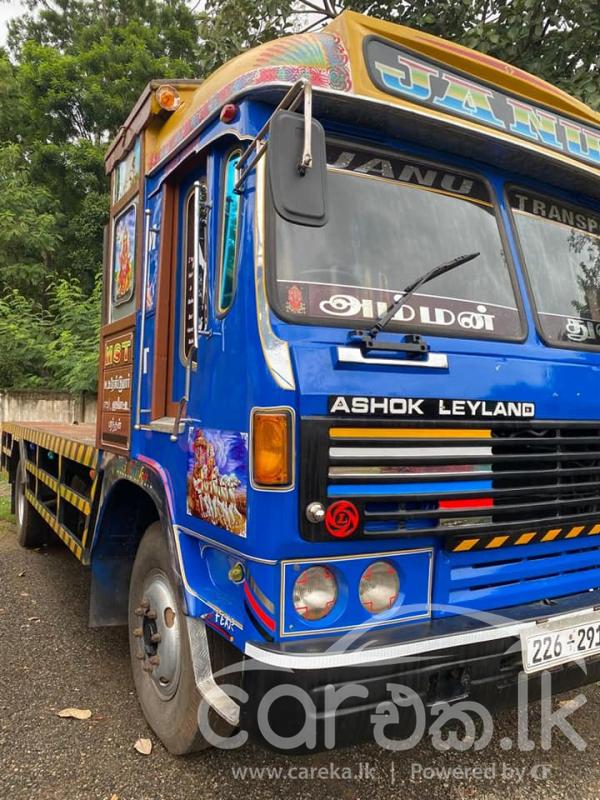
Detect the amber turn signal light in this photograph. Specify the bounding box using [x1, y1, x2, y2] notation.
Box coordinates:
[252, 410, 292, 487]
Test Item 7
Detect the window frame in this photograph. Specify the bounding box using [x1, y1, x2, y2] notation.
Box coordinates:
[505, 182, 600, 353]
[179, 177, 209, 366]
[216, 146, 243, 317]
[265, 136, 528, 345]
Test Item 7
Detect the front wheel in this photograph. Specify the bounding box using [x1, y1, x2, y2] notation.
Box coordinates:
[128, 522, 237, 754]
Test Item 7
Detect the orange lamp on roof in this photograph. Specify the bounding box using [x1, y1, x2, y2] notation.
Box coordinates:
[155, 84, 181, 112]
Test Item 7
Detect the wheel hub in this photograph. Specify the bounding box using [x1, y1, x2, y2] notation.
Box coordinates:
[133, 571, 182, 700]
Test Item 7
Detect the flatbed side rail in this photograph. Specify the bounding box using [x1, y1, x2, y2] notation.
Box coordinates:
[1, 423, 101, 561]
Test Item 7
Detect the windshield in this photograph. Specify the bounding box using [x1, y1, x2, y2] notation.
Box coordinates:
[269, 142, 523, 341]
[508, 188, 600, 348]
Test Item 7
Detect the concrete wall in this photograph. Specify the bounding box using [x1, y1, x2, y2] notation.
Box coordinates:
[0, 391, 97, 425]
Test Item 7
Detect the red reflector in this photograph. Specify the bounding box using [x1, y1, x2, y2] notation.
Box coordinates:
[220, 103, 238, 123]
[439, 498, 494, 510]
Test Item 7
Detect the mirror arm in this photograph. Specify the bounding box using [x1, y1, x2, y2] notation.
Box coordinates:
[234, 78, 313, 194]
[298, 81, 312, 175]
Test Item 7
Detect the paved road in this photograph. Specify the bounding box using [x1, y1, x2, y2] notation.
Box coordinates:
[2, 513, 600, 800]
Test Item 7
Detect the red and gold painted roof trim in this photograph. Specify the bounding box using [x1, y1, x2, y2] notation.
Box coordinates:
[142, 10, 600, 179]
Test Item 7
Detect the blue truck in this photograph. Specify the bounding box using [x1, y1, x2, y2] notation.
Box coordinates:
[3, 10, 600, 753]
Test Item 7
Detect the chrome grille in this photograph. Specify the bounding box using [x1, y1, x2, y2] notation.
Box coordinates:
[300, 419, 600, 545]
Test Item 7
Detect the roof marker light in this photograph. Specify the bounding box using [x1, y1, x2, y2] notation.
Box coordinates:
[220, 103, 238, 124]
[155, 84, 181, 112]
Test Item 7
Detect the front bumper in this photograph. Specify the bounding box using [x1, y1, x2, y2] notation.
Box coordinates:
[246, 586, 600, 669]
[241, 588, 600, 750]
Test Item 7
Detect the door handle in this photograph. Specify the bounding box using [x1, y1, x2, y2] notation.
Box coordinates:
[171, 345, 197, 441]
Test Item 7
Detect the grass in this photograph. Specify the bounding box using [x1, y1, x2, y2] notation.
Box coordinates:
[0, 474, 14, 522]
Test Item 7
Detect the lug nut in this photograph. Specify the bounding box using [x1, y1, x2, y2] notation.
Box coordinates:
[141, 598, 150, 609]
[142, 663, 154, 673]
[150, 633, 162, 644]
[134, 607, 145, 617]
[133, 627, 143, 638]
[148, 655, 160, 666]
[146, 609, 157, 621]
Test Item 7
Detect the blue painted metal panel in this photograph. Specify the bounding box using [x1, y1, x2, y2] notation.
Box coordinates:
[124, 98, 600, 650]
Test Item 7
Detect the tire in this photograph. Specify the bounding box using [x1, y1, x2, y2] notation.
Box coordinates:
[128, 522, 238, 754]
[15, 460, 48, 548]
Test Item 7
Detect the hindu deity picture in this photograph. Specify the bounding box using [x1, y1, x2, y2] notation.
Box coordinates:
[187, 428, 248, 537]
[112, 204, 136, 305]
[113, 136, 141, 203]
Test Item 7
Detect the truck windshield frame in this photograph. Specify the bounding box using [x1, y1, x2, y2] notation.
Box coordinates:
[266, 139, 526, 344]
[506, 184, 600, 352]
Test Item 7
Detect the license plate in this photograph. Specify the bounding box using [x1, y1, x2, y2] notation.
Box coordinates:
[521, 611, 600, 673]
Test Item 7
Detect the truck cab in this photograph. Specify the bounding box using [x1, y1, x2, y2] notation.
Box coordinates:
[11, 10, 600, 753]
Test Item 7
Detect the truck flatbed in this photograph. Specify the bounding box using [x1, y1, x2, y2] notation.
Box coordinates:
[1, 421, 101, 561]
[2, 421, 97, 445]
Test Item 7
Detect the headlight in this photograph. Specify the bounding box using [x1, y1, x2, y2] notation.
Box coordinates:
[359, 561, 400, 615]
[292, 566, 337, 621]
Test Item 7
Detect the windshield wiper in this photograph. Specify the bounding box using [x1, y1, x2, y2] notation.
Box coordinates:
[349, 252, 480, 355]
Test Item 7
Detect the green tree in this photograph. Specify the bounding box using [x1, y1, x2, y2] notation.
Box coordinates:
[0, 0, 204, 389]
[44, 275, 102, 391]
[0, 143, 61, 298]
[8, 0, 203, 141]
[0, 289, 50, 388]
[0, 276, 101, 391]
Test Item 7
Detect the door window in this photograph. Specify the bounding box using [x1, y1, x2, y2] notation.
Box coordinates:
[217, 150, 242, 314]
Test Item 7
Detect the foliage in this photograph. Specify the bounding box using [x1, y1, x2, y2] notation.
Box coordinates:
[0, 276, 101, 391]
[197, 0, 294, 74]
[0, 0, 597, 392]
[0, 0, 203, 390]
[44, 274, 102, 391]
[0, 143, 61, 298]
[0, 289, 50, 388]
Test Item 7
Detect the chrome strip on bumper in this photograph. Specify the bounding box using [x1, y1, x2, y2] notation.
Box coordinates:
[245, 589, 600, 670]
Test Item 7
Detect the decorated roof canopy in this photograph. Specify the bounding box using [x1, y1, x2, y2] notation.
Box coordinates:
[108, 11, 600, 195]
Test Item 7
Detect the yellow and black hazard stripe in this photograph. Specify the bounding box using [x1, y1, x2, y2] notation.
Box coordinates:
[59, 484, 91, 516]
[25, 466, 87, 508]
[25, 489, 83, 560]
[450, 521, 600, 552]
[24, 462, 89, 553]
[25, 462, 58, 493]
[1, 423, 99, 469]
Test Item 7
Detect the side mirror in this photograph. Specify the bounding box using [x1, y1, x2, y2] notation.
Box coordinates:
[268, 110, 328, 227]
